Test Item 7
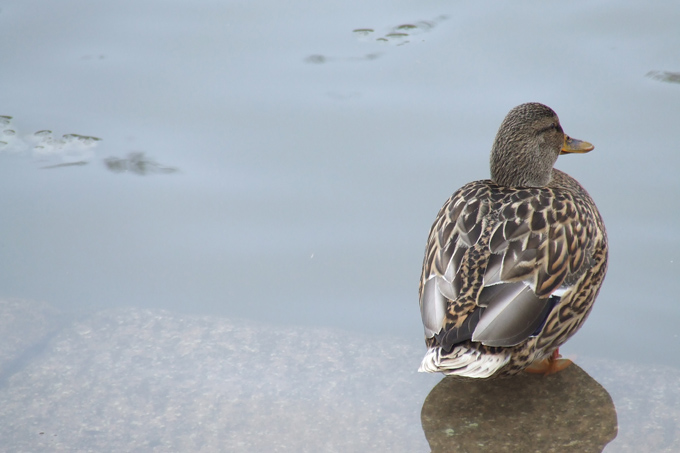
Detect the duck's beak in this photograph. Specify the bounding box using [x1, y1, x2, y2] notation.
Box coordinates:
[560, 135, 594, 154]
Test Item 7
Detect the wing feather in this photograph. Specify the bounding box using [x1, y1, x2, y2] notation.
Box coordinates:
[419, 179, 596, 349]
[472, 283, 551, 347]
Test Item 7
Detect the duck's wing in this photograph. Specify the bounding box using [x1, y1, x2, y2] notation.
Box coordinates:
[419, 182, 595, 348]
[419, 182, 490, 342]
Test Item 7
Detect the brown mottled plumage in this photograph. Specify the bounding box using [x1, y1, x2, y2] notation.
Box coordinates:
[418, 103, 608, 378]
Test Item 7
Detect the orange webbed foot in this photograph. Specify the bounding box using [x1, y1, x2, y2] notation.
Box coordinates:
[525, 349, 573, 375]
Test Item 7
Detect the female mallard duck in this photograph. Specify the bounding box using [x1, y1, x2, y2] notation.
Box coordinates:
[418, 103, 608, 378]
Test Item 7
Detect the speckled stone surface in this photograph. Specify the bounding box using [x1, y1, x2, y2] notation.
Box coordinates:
[0, 299, 64, 382]
[0, 299, 679, 452]
[0, 301, 437, 452]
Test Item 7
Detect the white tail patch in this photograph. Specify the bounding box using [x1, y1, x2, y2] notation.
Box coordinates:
[419, 347, 510, 378]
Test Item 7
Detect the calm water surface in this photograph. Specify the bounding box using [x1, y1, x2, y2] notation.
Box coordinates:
[1, 0, 679, 451]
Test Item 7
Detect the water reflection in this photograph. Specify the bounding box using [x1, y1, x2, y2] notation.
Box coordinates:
[421, 365, 617, 452]
[304, 52, 381, 64]
[40, 161, 88, 170]
[103, 152, 178, 175]
[1, 116, 177, 175]
[305, 15, 448, 65]
[0, 116, 102, 166]
[353, 16, 446, 45]
[646, 70, 680, 84]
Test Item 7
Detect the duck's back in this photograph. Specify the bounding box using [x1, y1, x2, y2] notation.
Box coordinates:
[418, 169, 608, 377]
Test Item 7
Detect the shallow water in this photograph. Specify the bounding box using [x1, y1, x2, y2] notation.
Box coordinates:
[1, 0, 679, 451]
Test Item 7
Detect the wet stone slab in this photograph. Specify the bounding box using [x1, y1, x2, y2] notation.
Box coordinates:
[0, 299, 679, 452]
[421, 366, 618, 452]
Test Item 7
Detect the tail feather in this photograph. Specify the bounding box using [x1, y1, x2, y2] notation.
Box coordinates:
[419, 346, 510, 378]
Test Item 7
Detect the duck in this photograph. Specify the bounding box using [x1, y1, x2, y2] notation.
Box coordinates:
[418, 102, 608, 378]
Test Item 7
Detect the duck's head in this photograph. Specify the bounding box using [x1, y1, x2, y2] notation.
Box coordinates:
[489, 102, 594, 187]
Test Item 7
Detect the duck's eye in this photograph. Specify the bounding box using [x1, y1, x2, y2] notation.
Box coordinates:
[538, 123, 560, 134]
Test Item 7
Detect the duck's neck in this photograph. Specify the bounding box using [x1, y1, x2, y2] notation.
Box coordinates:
[490, 141, 557, 187]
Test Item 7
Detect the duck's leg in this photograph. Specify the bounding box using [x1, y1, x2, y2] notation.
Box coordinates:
[525, 349, 572, 375]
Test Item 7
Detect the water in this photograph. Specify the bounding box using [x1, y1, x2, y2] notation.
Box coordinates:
[1, 0, 679, 450]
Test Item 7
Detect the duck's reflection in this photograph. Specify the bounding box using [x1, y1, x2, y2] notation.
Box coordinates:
[421, 364, 617, 452]
[104, 152, 177, 175]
